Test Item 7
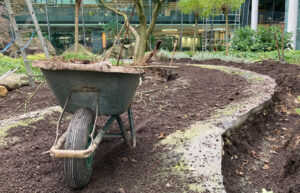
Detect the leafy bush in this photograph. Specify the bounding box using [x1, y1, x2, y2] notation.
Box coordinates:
[191, 52, 252, 63]
[191, 50, 300, 65]
[231, 27, 259, 51]
[173, 52, 191, 59]
[157, 49, 171, 61]
[231, 26, 293, 52]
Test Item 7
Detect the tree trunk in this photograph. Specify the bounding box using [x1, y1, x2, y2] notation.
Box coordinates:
[137, 23, 147, 62]
[225, 8, 229, 55]
[130, 25, 140, 61]
[75, 0, 81, 53]
[193, 12, 198, 52]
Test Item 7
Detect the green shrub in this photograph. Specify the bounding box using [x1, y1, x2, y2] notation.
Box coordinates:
[231, 26, 293, 52]
[157, 49, 171, 61]
[231, 26, 258, 51]
[174, 52, 191, 59]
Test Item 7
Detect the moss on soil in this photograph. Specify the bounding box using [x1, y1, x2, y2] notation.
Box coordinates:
[0, 117, 43, 147]
[191, 64, 264, 83]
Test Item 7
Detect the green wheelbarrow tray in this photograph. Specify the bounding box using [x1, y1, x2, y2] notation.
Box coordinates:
[34, 60, 144, 115]
[33, 60, 143, 156]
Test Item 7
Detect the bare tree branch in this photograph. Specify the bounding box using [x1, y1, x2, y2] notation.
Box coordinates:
[132, 0, 147, 26]
[146, 0, 163, 38]
[98, 0, 140, 60]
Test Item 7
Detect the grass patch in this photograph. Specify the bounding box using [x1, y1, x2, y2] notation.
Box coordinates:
[0, 53, 46, 76]
[157, 50, 300, 65]
[61, 52, 98, 61]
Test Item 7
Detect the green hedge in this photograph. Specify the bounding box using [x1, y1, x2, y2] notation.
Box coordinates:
[231, 26, 293, 52]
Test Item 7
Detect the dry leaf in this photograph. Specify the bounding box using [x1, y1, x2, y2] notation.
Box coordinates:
[270, 150, 278, 154]
[266, 137, 277, 142]
[293, 136, 300, 149]
[235, 170, 244, 175]
[251, 150, 260, 159]
[129, 158, 137, 163]
[118, 188, 126, 193]
[158, 132, 167, 140]
[262, 164, 270, 170]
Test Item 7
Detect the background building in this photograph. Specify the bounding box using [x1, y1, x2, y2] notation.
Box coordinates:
[3, 0, 298, 53]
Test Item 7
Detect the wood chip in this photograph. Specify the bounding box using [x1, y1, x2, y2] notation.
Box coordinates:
[118, 188, 126, 193]
[270, 150, 278, 154]
[235, 170, 245, 175]
[251, 150, 260, 159]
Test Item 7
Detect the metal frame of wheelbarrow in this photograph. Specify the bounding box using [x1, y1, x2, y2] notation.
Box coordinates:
[49, 86, 136, 159]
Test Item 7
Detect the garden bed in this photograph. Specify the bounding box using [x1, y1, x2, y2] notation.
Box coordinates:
[1, 58, 299, 192]
[0, 63, 248, 192]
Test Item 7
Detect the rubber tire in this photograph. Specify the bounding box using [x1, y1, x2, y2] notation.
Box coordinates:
[64, 107, 95, 189]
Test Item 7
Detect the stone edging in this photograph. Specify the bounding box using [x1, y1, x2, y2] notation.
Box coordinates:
[160, 64, 276, 192]
[0, 106, 61, 147]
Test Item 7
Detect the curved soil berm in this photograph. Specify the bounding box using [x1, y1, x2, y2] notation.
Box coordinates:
[159, 64, 275, 192]
[181, 59, 300, 193]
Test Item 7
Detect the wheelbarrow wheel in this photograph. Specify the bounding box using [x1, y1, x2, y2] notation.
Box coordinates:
[64, 107, 95, 189]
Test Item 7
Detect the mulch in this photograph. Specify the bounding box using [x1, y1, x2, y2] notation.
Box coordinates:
[0, 63, 248, 193]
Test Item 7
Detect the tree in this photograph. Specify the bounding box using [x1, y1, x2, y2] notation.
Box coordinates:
[214, 0, 245, 55]
[178, 0, 214, 52]
[99, 0, 163, 63]
[178, 0, 244, 54]
[75, 0, 81, 53]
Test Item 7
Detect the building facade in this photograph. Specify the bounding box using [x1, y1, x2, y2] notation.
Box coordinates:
[11, 0, 296, 53]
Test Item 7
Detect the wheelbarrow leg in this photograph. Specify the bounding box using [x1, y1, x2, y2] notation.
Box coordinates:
[128, 109, 136, 147]
[115, 115, 131, 147]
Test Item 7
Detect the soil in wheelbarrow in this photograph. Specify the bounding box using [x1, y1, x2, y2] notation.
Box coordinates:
[0, 63, 249, 193]
[178, 58, 300, 193]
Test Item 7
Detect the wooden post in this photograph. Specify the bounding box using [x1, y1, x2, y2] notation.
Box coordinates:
[169, 39, 178, 66]
[280, 22, 285, 63]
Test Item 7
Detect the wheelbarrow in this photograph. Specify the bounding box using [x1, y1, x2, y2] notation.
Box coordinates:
[33, 61, 143, 188]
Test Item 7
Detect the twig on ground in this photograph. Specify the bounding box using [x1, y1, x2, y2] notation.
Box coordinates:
[10, 81, 45, 116]
[0, 67, 20, 79]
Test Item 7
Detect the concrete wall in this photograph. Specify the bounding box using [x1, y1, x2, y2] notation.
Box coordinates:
[285, 0, 300, 50]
